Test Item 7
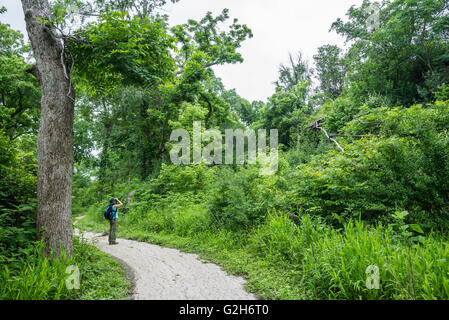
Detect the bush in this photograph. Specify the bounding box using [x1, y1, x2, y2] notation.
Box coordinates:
[206, 166, 266, 230]
[286, 102, 449, 228]
[0, 131, 37, 253]
[320, 97, 361, 134]
[149, 163, 212, 195]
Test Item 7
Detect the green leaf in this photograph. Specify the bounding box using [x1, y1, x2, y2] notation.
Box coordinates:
[409, 224, 424, 234]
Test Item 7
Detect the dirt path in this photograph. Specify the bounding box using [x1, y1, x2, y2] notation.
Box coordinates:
[73, 217, 257, 300]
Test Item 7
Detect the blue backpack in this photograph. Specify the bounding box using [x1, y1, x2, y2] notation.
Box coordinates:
[104, 205, 114, 220]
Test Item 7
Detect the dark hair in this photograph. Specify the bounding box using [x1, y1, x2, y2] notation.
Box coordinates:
[109, 198, 116, 205]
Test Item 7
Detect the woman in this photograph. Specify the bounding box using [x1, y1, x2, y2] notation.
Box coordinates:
[108, 198, 123, 245]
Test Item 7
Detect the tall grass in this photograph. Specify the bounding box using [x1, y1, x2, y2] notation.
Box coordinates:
[0, 241, 70, 300]
[0, 236, 132, 300]
[250, 211, 449, 299]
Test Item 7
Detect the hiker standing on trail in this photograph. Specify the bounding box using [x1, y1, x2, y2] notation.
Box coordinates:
[105, 198, 123, 245]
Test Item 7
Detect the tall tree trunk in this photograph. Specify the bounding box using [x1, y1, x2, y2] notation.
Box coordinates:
[21, 0, 74, 258]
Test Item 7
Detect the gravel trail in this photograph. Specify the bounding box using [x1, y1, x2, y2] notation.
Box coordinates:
[74, 217, 257, 300]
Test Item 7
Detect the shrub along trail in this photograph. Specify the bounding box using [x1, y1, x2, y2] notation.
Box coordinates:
[74, 217, 256, 300]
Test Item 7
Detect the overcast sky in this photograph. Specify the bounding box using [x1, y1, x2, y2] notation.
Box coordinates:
[0, 0, 364, 102]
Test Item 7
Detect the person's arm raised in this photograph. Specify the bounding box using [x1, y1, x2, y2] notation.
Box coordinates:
[114, 198, 124, 209]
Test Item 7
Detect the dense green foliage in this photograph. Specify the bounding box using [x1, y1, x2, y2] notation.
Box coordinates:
[0, 16, 39, 275]
[2, 0, 449, 300]
[332, 0, 449, 106]
[1, 236, 132, 300]
[0, 4, 131, 300]
[77, 179, 449, 299]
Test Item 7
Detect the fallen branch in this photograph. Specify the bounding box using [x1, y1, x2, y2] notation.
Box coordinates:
[310, 118, 345, 152]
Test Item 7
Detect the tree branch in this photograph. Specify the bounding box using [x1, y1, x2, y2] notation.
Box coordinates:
[10, 130, 34, 141]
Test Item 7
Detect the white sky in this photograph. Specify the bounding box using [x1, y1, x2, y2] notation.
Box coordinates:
[0, 0, 364, 102]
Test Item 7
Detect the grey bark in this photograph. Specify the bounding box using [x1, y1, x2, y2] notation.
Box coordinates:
[21, 0, 74, 258]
